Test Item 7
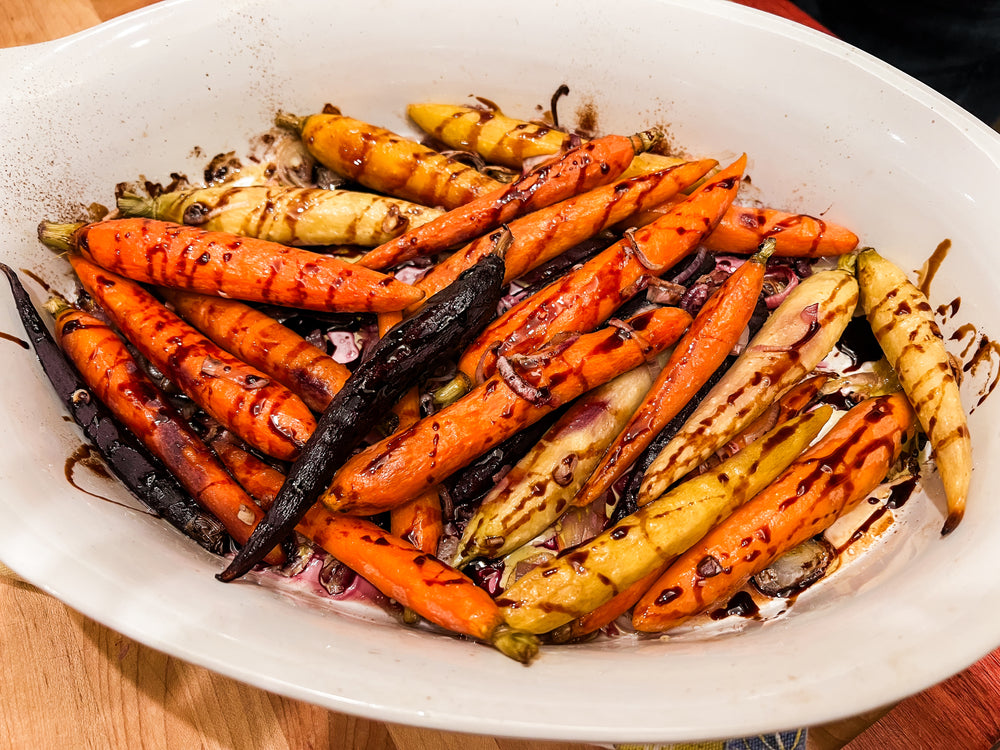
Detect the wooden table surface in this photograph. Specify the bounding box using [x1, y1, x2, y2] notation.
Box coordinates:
[2, 2, 999, 749]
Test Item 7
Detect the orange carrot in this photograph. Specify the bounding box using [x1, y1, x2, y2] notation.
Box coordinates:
[286, 108, 502, 210]
[570, 238, 774, 511]
[407, 159, 718, 311]
[210, 430, 536, 661]
[38, 218, 424, 313]
[631, 392, 916, 632]
[208, 430, 288, 509]
[51, 303, 283, 564]
[357, 132, 659, 270]
[70, 255, 317, 461]
[321, 306, 693, 516]
[704, 204, 859, 256]
[632, 202, 859, 257]
[378, 311, 444, 554]
[455, 155, 746, 385]
[159, 288, 350, 413]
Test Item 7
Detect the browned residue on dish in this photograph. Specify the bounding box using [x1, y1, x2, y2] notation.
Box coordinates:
[0, 331, 28, 349]
[917, 238, 951, 297]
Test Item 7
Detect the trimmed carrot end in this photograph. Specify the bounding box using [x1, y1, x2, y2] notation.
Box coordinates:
[274, 110, 307, 133]
[942, 506, 965, 536]
[489, 625, 540, 664]
[116, 193, 155, 219]
[37, 221, 83, 253]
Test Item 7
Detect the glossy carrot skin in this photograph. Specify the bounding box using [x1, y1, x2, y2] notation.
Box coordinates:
[571, 240, 771, 510]
[633, 202, 859, 257]
[53, 306, 283, 564]
[218, 251, 509, 582]
[714, 373, 829, 462]
[297, 512, 507, 641]
[378, 311, 444, 554]
[556, 372, 827, 641]
[407, 159, 718, 311]
[321, 306, 693, 515]
[159, 288, 350, 413]
[456, 155, 746, 384]
[357, 133, 654, 270]
[210, 431, 527, 654]
[57, 218, 423, 313]
[70, 256, 317, 461]
[631, 393, 916, 632]
[295, 110, 501, 209]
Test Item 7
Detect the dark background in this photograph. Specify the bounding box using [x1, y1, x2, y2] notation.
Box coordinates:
[797, 0, 1000, 128]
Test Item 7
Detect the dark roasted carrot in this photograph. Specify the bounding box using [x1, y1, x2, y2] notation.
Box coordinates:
[454, 155, 746, 385]
[320, 306, 693, 516]
[571, 238, 774, 511]
[357, 131, 660, 270]
[281, 108, 502, 210]
[631, 392, 916, 632]
[38, 218, 424, 313]
[378, 310, 444, 554]
[70, 256, 317, 461]
[218, 246, 509, 582]
[210, 430, 536, 662]
[632, 202, 860, 257]
[406, 159, 718, 312]
[208, 431, 288, 509]
[49, 302, 283, 564]
[2, 263, 228, 555]
[158, 288, 350, 413]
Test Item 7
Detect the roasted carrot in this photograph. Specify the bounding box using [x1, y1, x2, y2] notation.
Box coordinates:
[549, 569, 662, 643]
[632, 393, 916, 632]
[377, 311, 444, 554]
[38, 218, 424, 313]
[406, 159, 717, 312]
[454, 155, 747, 386]
[69, 256, 317, 461]
[637, 262, 859, 506]
[319, 306, 692, 516]
[209, 430, 537, 662]
[117, 185, 444, 247]
[631, 202, 860, 257]
[407, 102, 581, 169]
[279, 108, 501, 210]
[2, 263, 229, 555]
[219, 245, 509, 582]
[48, 301, 283, 564]
[406, 102, 685, 179]
[856, 248, 972, 534]
[570, 239, 775, 512]
[297, 512, 539, 660]
[497, 407, 831, 634]
[158, 288, 350, 413]
[713, 373, 830, 463]
[357, 131, 660, 270]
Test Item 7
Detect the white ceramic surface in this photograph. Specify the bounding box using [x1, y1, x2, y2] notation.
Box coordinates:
[2, 0, 999, 743]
